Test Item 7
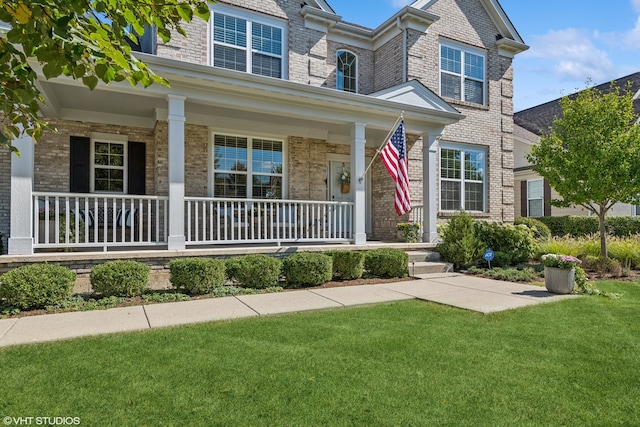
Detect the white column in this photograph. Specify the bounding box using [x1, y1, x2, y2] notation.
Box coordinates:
[8, 134, 35, 254]
[422, 132, 442, 243]
[351, 122, 367, 245]
[167, 95, 186, 250]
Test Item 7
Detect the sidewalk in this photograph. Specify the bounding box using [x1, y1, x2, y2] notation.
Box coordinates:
[0, 273, 578, 348]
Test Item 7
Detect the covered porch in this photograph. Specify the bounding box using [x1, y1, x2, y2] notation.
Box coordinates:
[8, 55, 462, 255]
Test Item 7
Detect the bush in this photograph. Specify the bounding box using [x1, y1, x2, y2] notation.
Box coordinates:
[325, 250, 364, 280]
[364, 248, 408, 278]
[224, 257, 242, 281]
[487, 251, 512, 268]
[474, 221, 535, 266]
[537, 215, 640, 238]
[608, 236, 640, 269]
[607, 217, 640, 237]
[397, 223, 421, 243]
[581, 255, 622, 276]
[282, 252, 333, 288]
[0, 264, 76, 310]
[514, 217, 552, 241]
[169, 258, 225, 295]
[233, 254, 282, 289]
[90, 260, 150, 297]
[438, 212, 483, 270]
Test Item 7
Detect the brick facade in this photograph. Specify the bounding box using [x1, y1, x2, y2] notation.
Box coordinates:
[0, 0, 524, 251]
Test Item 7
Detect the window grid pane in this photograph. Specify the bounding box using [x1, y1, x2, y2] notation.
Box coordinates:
[214, 135, 248, 172]
[464, 52, 484, 80]
[465, 182, 483, 211]
[213, 13, 247, 47]
[337, 51, 357, 93]
[252, 139, 283, 174]
[528, 199, 543, 218]
[441, 181, 461, 211]
[94, 141, 124, 193]
[441, 73, 461, 100]
[440, 147, 486, 212]
[440, 149, 461, 179]
[251, 22, 281, 55]
[213, 45, 247, 72]
[214, 173, 247, 198]
[440, 46, 461, 74]
[464, 79, 483, 104]
[252, 53, 281, 78]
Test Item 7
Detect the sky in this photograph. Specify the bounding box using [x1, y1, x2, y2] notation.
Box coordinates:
[328, 0, 640, 112]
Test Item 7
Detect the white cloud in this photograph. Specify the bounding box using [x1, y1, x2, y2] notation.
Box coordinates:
[596, 16, 640, 49]
[523, 29, 613, 82]
[633, 0, 640, 12]
[390, 0, 413, 7]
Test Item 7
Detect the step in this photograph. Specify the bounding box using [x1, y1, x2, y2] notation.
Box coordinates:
[405, 250, 440, 263]
[409, 261, 453, 275]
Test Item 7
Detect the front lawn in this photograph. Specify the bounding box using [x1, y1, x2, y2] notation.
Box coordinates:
[1, 280, 639, 426]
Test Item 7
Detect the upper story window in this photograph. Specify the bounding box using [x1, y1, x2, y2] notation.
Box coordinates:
[440, 144, 486, 212]
[337, 50, 357, 93]
[212, 134, 284, 199]
[440, 41, 486, 105]
[212, 10, 284, 79]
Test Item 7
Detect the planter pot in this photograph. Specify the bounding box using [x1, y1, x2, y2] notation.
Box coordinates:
[544, 266, 575, 294]
[340, 183, 350, 194]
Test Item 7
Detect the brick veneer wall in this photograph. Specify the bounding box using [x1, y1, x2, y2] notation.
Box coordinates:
[0, 147, 11, 253]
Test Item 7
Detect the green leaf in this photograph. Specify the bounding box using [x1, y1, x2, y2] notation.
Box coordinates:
[82, 75, 98, 90]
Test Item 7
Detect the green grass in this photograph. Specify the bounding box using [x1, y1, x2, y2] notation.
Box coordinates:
[1, 281, 639, 426]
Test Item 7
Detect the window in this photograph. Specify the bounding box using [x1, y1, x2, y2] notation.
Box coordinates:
[337, 50, 357, 93]
[527, 179, 544, 218]
[440, 41, 486, 105]
[213, 134, 284, 199]
[93, 141, 125, 192]
[212, 11, 284, 78]
[440, 145, 486, 211]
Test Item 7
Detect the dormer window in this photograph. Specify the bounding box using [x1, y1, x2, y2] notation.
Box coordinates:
[336, 50, 357, 93]
[211, 9, 285, 79]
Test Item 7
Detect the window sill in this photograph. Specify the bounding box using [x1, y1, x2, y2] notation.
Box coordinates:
[439, 211, 491, 219]
[441, 98, 490, 111]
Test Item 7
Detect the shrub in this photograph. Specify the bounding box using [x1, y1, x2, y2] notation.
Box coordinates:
[397, 222, 421, 243]
[364, 248, 408, 278]
[535, 236, 584, 259]
[607, 217, 640, 237]
[282, 252, 333, 288]
[475, 221, 535, 265]
[488, 251, 512, 268]
[169, 258, 225, 295]
[438, 212, 483, 270]
[90, 260, 150, 297]
[608, 237, 640, 269]
[468, 266, 539, 282]
[581, 256, 622, 276]
[514, 217, 551, 241]
[233, 254, 282, 289]
[224, 257, 242, 281]
[325, 250, 364, 280]
[0, 264, 76, 310]
[537, 215, 640, 238]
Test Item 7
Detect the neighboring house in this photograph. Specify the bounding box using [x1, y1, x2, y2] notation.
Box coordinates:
[514, 72, 640, 219]
[1, 0, 528, 255]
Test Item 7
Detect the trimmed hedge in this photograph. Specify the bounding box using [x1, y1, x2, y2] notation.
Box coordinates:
[364, 248, 408, 278]
[438, 212, 483, 270]
[475, 221, 536, 265]
[90, 260, 150, 297]
[538, 215, 640, 237]
[282, 252, 333, 288]
[0, 264, 76, 310]
[169, 257, 225, 295]
[233, 254, 282, 289]
[325, 250, 364, 280]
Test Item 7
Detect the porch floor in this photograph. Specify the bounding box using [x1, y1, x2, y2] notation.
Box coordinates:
[0, 273, 579, 347]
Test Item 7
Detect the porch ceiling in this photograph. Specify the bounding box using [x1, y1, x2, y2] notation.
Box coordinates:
[36, 54, 464, 145]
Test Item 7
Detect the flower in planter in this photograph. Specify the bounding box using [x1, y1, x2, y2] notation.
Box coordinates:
[339, 170, 350, 185]
[541, 253, 582, 269]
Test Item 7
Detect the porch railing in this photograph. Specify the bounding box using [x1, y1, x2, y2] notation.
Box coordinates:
[184, 197, 354, 245]
[33, 192, 169, 250]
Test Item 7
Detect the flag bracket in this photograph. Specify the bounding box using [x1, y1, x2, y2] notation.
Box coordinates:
[358, 112, 404, 184]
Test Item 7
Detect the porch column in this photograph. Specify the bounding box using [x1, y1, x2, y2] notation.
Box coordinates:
[351, 122, 367, 245]
[422, 132, 442, 243]
[8, 133, 35, 254]
[167, 94, 186, 250]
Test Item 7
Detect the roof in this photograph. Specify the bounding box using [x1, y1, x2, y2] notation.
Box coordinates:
[514, 72, 640, 136]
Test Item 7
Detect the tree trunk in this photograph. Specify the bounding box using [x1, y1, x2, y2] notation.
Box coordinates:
[598, 208, 608, 259]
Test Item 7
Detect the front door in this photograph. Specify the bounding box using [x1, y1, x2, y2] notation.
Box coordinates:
[327, 158, 371, 235]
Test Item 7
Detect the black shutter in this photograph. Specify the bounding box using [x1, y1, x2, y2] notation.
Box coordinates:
[543, 180, 552, 217]
[520, 180, 528, 217]
[128, 141, 146, 195]
[70, 136, 90, 193]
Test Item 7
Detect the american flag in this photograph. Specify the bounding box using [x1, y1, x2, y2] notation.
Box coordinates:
[380, 119, 411, 216]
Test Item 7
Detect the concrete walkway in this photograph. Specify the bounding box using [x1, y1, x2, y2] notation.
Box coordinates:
[0, 273, 578, 348]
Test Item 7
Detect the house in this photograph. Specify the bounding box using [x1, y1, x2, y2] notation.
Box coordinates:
[514, 72, 640, 218]
[1, 0, 527, 255]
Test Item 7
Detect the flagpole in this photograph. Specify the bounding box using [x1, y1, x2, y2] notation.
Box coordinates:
[358, 111, 404, 184]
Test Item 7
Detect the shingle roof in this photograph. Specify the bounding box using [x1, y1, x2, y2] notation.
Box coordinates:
[514, 72, 640, 136]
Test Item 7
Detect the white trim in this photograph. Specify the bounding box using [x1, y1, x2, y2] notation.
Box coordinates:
[439, 39, 487, 106]
[439, 142, 487, 212]
[89, 133, 129, 194]
[526, 178, 544, 218]
[209, 131, 288, 199]
[336, 49, 358, 93]
[209, 4, 288, 80]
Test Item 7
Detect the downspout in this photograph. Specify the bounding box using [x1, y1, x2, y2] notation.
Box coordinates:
[397, 17, 407, 83]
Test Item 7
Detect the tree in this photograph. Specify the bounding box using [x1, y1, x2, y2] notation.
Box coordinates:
[527, 84, 640, 258]
[0, 0, 210, 152]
